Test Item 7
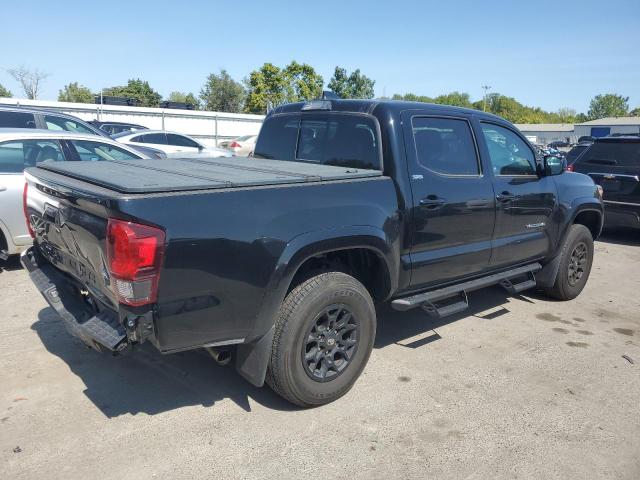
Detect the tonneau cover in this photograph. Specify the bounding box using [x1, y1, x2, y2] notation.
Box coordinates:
[36, 156, 383, 194]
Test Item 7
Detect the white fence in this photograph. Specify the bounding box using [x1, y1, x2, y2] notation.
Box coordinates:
[0, 98, 265, 147]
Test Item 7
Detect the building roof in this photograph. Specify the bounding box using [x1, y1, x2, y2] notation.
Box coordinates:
[575, 116, 640, 126]
[514, 123, 574, 132]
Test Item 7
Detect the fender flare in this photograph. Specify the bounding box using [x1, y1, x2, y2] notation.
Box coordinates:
[537, 200, 603, 288]
[235, 225, 399, 387]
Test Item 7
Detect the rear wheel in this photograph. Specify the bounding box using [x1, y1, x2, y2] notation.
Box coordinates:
[544, 224, 594, 300]
[266, 272, 376, 407]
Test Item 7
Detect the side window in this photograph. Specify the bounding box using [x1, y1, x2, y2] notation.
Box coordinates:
[44, 115, 96, 135]
[136, 133, 167, 145]
[69, 140, 143, 161]
[254, 114, 300, 161]
[412, 117, 479, 175]
[167, 133, 200, 148]
[0, 140, 64, 173]
[480, 123, 536, 176]
[0, 111, 37, 129]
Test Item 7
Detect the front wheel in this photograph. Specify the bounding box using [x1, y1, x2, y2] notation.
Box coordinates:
[266, 272, 376, 407]
[543, 224, 594, 300]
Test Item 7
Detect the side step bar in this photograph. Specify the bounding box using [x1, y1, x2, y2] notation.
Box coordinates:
[391, 263, 542, 317]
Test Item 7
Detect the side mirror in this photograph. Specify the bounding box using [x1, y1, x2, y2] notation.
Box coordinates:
[543, 155, 565, 176]
[198, 145, 204, 151]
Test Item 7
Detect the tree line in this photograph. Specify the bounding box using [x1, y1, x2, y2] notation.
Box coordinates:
[1, 63, 638, 122]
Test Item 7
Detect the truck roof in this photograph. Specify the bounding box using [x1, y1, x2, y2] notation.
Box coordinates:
[270, 98, 505, 122]
[32, 156, 383, 194]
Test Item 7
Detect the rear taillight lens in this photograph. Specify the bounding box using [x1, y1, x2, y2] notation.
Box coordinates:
[106, 219, 165, 306]
[23, 183, 35, 239]
[228, 141, 241, 148]
[566, 164, 574, 172]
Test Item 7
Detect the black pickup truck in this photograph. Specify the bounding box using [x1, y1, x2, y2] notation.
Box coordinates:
[21, 99, 604, 407]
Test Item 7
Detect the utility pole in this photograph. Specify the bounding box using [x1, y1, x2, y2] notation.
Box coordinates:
[482, 85, 491, 112]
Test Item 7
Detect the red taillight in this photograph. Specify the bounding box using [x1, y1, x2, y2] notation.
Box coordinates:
[566, 164, 574, 172]
[106, 219, 165, 306]
[228, 141, 241, 148]
[23, 183, 35, 239]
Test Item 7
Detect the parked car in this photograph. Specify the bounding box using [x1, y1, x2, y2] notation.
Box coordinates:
[0, 105, 108, 137]
[571, 136, 639, 229]
[21, 99, 603, 407]
[0, 128, 147, 259]
[565, 141, 593, 169]
[219, 135, 258, 156]
[88, 120, 149, 136]
[0, 106, 165, 159]
[547, 140, 573, 152]
[113, 130, 231, 157]
[578, 136, 596, 143]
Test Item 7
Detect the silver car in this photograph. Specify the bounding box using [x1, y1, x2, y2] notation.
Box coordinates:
[0, 129, 147, 257]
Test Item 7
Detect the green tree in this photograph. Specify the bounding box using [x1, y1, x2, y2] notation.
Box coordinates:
[433, 91, 472, 108]
[587, 94, 629, 120]
[392, 93, 434, 103]
[328, 67, 375, 99]
[627, 106, 639, 116]
[103, 79, 162, 107]
[167, 91, 200, 109]
[0, 83, 12, 97]
[556, 107, 577, 123]
[200, 69, 245, 112]
[244, 61, 323, 114]
[283, 61, 323, 104]
[58, 82, 93, 103]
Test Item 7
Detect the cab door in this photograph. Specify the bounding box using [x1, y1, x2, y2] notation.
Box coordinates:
[475, 121, 558, 268]
[402, 112, 496, 288]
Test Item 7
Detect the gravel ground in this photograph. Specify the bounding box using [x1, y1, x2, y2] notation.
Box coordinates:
[1, 230, 639, 480]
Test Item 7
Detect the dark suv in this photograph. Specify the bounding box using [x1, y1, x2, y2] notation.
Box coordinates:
[572, 136, 640, 229]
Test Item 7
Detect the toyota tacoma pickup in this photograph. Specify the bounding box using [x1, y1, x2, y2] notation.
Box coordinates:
[21, 99, 604, 407]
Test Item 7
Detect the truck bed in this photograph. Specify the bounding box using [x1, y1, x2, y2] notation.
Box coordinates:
[36, 156, 382, 194]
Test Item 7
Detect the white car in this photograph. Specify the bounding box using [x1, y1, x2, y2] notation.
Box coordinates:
[219, 135, 258, 156]
[0, 128, 148, 257]
[113, 130, 232, 158]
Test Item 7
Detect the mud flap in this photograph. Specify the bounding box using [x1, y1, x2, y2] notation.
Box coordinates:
[235, 326, 275, 387]
[535, 254, 562, 288]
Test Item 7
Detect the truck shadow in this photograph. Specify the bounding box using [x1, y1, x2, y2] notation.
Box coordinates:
[0, 255, 22, 272]
[31, 285, 526, 417]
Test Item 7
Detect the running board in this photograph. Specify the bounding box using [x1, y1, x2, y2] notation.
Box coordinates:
[391, 263, 542, 315]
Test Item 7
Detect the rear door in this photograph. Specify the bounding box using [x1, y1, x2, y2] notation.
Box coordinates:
[132, 133, 170, 152]
[0, 139, 66, 249]
[401, 112, 496, 288]
[476, 121, 557, 268]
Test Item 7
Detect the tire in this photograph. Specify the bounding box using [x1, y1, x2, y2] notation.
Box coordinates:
[543, 224, 594, 300]
[266, 272, 376, 407]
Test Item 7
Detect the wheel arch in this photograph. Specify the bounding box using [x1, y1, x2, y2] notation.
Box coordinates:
[235, 225, 399, 388]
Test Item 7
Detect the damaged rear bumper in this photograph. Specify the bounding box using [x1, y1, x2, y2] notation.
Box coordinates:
[21, 247, 128, 353]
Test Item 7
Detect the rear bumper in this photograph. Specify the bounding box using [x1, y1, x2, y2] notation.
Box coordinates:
[604, 201, 640, 229]
[21, 247, 128, 353]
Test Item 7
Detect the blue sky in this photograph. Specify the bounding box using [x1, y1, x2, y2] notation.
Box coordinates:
[1, 0, 638, 113]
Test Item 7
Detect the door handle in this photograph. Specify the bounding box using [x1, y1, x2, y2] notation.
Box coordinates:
[496, 192, 516, 202]
[0, 186, 6, 192]
[419, 195, 446, 209]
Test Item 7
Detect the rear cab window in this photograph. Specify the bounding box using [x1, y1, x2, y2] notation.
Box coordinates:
[254, 113, 382, 170]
